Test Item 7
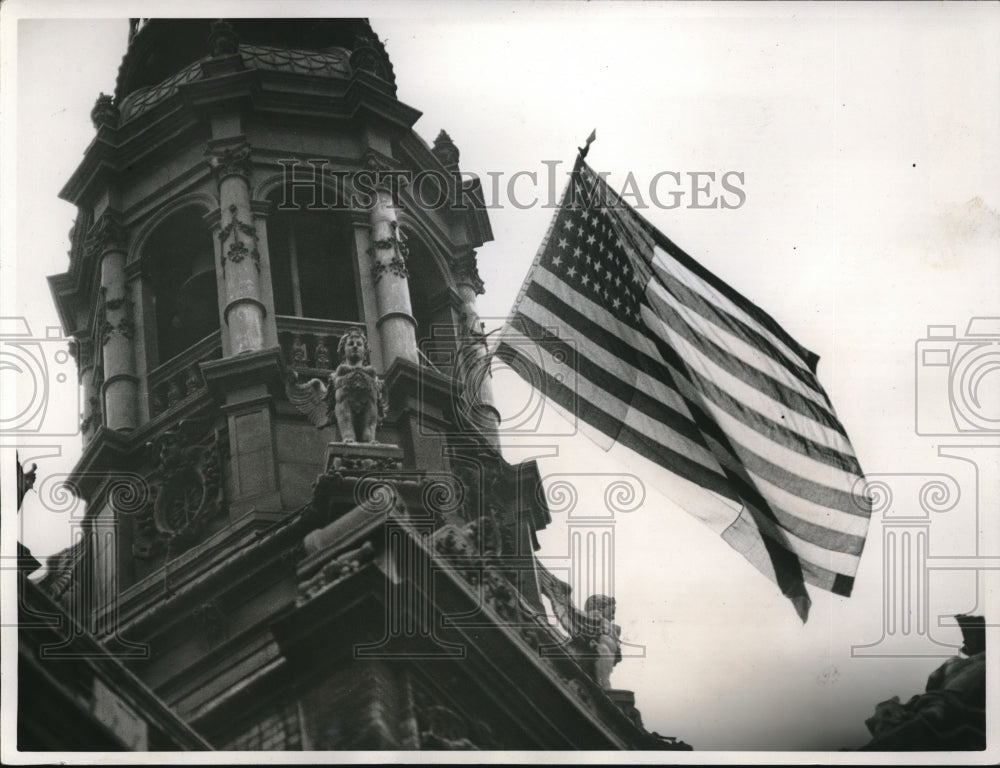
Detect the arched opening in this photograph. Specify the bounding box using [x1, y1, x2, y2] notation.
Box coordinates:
[146, 208, 220, 366]
[405, 233, 456, 359]
[266, 196, 358, 322]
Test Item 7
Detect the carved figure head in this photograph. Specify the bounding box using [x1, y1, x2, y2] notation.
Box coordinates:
[338, 327, 370, 365]
[584, 593, 616, 620]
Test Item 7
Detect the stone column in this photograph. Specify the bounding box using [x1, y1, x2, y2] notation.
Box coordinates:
[452, 252, 500, 441]
[208, 141, 266, 355]
[74, 339, 97, 439]
[369, 182, 418, 369]
[90, 213, 138, 431]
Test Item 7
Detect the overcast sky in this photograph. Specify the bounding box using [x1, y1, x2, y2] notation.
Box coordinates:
[5, 1, 999, 757]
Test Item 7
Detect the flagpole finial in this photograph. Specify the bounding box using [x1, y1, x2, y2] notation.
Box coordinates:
[578, 129, 597, 160]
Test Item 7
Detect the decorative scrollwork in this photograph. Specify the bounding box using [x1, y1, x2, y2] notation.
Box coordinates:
[604, 476, 644, 514]
[131, 424, 227, 560]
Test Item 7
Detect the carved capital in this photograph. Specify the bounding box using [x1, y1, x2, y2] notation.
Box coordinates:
[450, 252, 484, 295]
[85, 213, 127, 260]
[207, 141, 253, 184]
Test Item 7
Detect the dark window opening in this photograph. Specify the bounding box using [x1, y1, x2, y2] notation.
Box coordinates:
[406, 235, 454, 358]
[147, 208, 220, 366]
[268, 208, 358, 322]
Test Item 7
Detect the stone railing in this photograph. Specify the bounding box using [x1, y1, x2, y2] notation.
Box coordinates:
[276, 316, 365, 377]
[147, 331, 222, 419]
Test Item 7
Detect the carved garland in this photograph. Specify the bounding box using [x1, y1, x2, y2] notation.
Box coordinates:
[218, 203, 261, 274]
[370, 222, 409, 283]
[99, 294, 135, 346]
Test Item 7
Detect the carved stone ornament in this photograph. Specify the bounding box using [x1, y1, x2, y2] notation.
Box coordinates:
[413, 689, 496, 750]
[84, 213, 127, 261]
[99, 294, 135, 346]
[432, 129, 460, 170]
[217, 203, 260, 272]
[450, 251, 485, 295]
[208, 19, 239, 57]
[132, 423, 226, 559]
[90, 92, 120, 130]
[38, 539, 88, 606]
[285, 327, 386, 443]
[314, 336, 332, 368]
[207, 142, 253, 183]
[350, 33, 390, 80]
[537, 564, 622, 690]
[297, 540, 375, 604]
[191, 599, 229, 647]
[370, 222, 409, 283]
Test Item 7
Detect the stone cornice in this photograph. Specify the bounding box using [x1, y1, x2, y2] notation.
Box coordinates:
[269, 510, 640, 749]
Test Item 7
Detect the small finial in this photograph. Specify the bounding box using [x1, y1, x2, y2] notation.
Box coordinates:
[432, 129, 460, 171]
[90, 93, 119, 130]
[208, 19, 239, 57]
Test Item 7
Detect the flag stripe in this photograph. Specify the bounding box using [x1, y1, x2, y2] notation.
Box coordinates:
[647, 246, 820, 380]
[495, 340, 738, 500]
[643, 312, 864, 475]
[590, 166, 822, 372]
[507, 312, 727, 477]
[647, 268, 833, 410]
[510, 307, 717, 458]
[513, 292, 696, 429]
[644, 292, 855, 452]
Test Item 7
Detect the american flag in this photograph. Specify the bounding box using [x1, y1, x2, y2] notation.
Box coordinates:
[497, 158, 871, 621]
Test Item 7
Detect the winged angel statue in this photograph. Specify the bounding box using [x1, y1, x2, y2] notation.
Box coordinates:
[285, 327, 386, 443]
[537, 564, 622, 689]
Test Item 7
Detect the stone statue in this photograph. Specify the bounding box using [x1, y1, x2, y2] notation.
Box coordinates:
[285, 327, 385, 443]
[538, 565, 622, 689]
[583, 594, 622, 690]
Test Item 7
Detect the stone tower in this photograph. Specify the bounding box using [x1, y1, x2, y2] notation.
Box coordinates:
[45, 18, 685, 750]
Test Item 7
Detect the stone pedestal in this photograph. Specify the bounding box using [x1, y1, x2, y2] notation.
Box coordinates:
[324, 441, 404, 475]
